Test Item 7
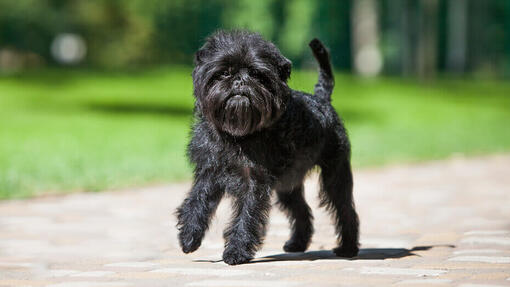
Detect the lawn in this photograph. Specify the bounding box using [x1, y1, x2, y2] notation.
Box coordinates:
[1, 68, 510, 199]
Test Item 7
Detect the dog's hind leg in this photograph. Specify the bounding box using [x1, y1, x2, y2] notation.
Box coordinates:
[319, 149, 359, 257]
[276, 184, 314, 252]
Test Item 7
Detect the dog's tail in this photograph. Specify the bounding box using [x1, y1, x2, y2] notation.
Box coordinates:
[309, 38, 334, 101]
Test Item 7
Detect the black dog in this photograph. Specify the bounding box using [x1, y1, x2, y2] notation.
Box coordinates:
[176, 30, 359, 265]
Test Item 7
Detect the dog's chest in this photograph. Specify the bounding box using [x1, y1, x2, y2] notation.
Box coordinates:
[227, 138, 319, 189]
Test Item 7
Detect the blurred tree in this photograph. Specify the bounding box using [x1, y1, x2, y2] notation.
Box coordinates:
[278, 0, 316, 65]
[0, 0, 65, 62]
[468, 0, 510, 76]
[222, 0, 277, 39]
[446, 0, 468, 73]
[417, 0, 439, 78]
[380, 0, 404, 75]
[394, 0, 439, 79]
[0, 0, 155, 68]
[313, 0, 352, 71]
[351, 0, 382, 77]
[71, 1, 153, 68]
[401, 0, 419, 76]
[152, 0, 224, 64]
[1, 0, 509, 77]
[505, 0, 510, 77]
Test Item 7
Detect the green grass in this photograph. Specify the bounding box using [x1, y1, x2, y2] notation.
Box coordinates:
[1, 68, 510, 199]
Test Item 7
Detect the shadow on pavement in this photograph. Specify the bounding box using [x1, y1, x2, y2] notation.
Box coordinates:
[194, 245, 455, 264]
[252, 245, 455, 263]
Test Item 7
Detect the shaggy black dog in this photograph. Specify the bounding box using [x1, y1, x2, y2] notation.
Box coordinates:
[176, 30, 359, 265]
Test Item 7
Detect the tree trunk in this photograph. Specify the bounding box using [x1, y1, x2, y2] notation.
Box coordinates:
[401, 0, 419, 76]
[446, 0, 468, 73]
[417, 0, 439, 79]
[351, 0, 382, 77]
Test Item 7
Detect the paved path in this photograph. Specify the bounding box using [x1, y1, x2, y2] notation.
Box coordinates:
[1, 155, 509, 286]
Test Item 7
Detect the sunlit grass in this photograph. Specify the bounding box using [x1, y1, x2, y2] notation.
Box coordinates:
[1, 68, 510, 198]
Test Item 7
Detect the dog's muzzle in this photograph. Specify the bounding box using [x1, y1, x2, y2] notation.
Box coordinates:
[220, 93, 261, 137]
[226, 94, 249, 106]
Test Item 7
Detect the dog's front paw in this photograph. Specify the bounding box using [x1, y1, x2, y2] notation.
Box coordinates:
[178, 229, 203, 254]
[283, 238, 308, 253]
[222, 246, 253, 265]
[333, 245, 359, 258]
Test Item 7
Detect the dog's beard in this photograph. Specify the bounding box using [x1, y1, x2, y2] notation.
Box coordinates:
[199, 77, 287, 137]
[221, 94, 261, 137]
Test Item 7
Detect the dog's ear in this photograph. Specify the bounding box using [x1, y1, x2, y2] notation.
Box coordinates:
[277, 56, 292, 81]
[194, 49, 207, 65]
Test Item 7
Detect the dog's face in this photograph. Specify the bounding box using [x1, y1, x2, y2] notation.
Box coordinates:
[192, 31, 291, 137]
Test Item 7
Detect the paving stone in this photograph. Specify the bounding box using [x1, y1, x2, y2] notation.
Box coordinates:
[415, 232, 461, 245]
[469, 272, 510, 280]
[46, 282, 131, 287]
[110, 272, 179, 279]
[46, 269, 80, 277]
[453, 249, 503, 255]
[448, 256, 510, 264]
[0, 279, 52, 286]
[186, 280, 302, 286]
[0, 154, 509, 286]
[414, 262, 510, 270]
[103, 262, 159, 268]
[396, 278, 452, 285]
[0, 262, 34, 268]
[149, 267, 253, 277]
[355, 267, 447, 277]
[461, 237, 510, 246]
[284, 274, 394, 286]
[70, 271, 116, 277]
[464, 231, 509, 236]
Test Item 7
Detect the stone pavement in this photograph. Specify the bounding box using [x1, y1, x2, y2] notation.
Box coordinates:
[1, 155, 509, 287]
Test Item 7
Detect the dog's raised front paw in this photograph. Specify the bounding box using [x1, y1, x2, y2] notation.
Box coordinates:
[178, 230, 203, 254]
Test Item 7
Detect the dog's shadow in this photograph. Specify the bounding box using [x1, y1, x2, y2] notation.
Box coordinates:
[194, 245, 454, 264]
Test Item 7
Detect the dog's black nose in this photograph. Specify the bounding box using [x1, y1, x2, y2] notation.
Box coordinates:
[233, 79, 243, 89]
[233, 69, 249, 89]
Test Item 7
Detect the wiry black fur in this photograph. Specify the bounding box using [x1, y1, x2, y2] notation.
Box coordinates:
[176, 30, 359, 265]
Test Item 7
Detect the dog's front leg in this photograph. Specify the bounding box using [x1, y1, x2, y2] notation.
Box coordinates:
[176, 171, 224, 254]
[222, 184, 272, 265]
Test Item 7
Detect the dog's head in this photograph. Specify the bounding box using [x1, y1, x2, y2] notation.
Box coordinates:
[192, 30, 291, 137]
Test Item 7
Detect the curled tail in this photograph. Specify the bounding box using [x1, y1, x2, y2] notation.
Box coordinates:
[309, 38, 334, 101]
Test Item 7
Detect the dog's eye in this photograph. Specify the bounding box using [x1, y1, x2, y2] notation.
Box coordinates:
[221, 68, 233, 78]
[250, 70, 269, 84]
[250, 70, 267, 81]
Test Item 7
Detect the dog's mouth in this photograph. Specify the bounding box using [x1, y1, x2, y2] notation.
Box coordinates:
[206, 82, 287, 137]
[224, 93, 252, 117]
[226, 94, 250, 105]
[218, 93, 261, 137]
